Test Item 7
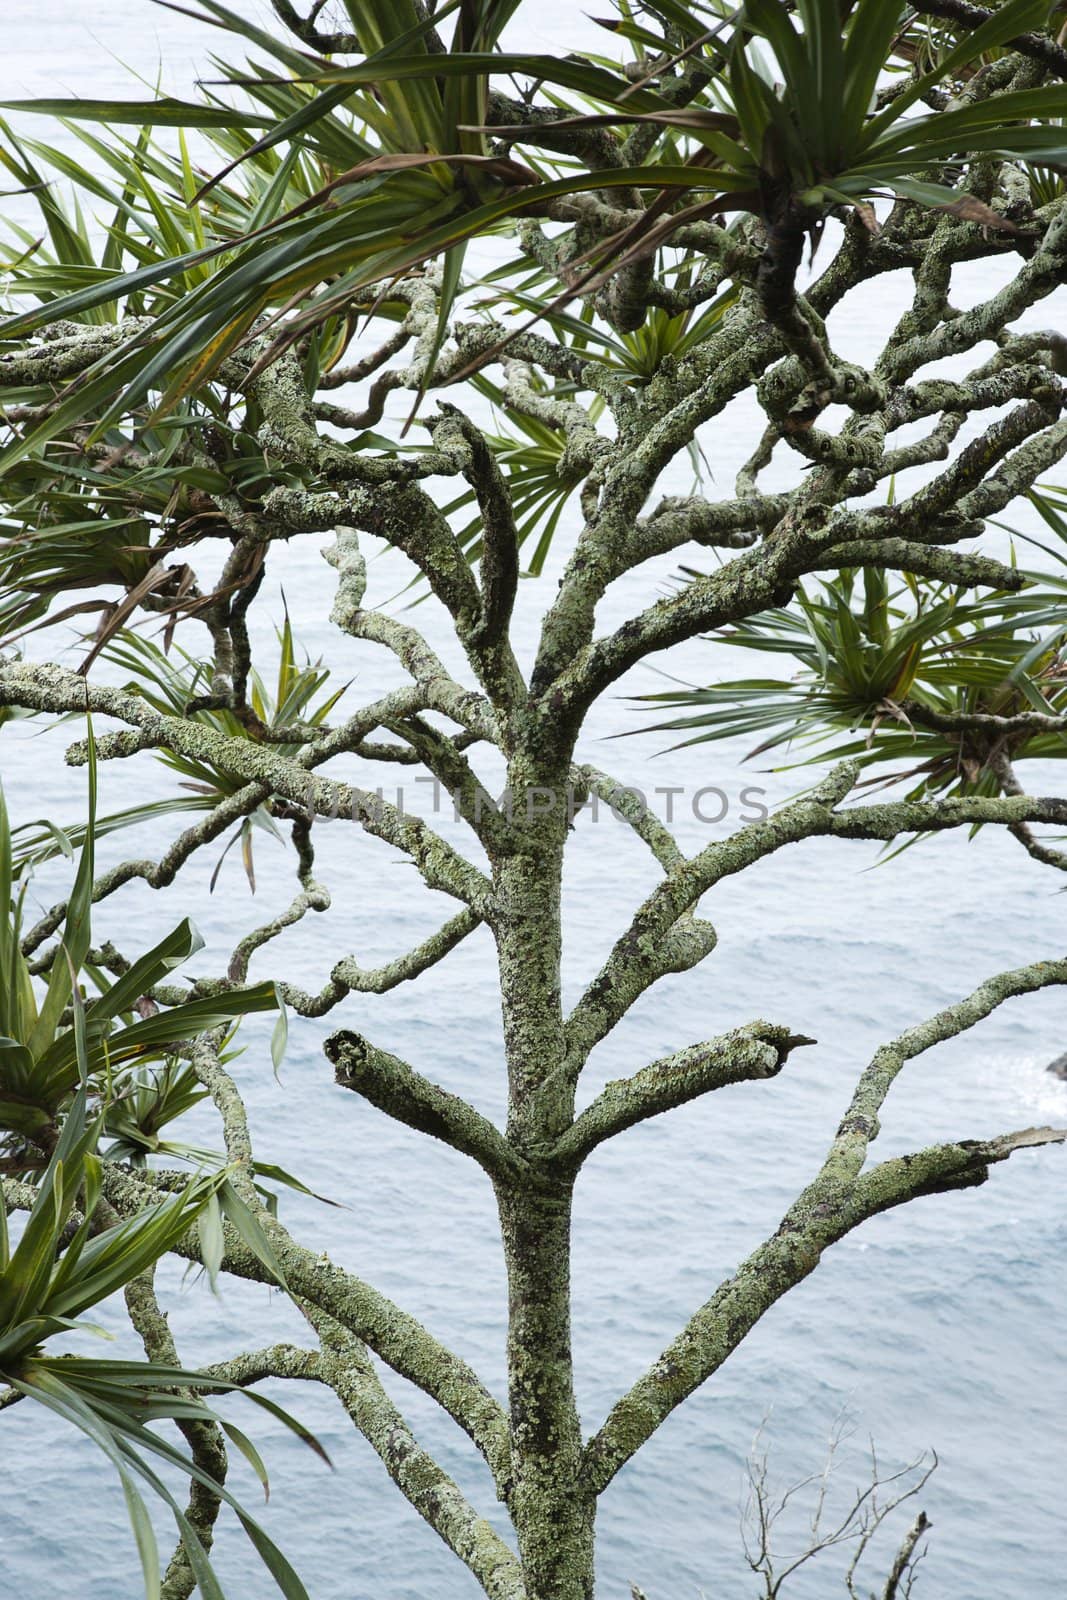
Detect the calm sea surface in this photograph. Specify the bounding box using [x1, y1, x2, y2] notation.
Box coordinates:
[0, 5, 1065, 1597]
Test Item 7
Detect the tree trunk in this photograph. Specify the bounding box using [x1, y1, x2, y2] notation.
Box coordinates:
[493, 775, 594, 1599]
[497, 1181, 596, 1600]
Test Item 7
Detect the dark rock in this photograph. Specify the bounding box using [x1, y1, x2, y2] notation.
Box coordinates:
[1046, 1051, 1067, 1080]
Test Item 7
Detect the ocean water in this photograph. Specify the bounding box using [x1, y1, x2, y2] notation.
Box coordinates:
[0, 5, 1065, 1598]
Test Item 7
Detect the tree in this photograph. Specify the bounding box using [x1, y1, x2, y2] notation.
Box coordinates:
[2, 1, 1067, 1596]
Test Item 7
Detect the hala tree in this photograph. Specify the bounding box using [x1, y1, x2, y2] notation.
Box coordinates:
[3, 1, 1067, 1596]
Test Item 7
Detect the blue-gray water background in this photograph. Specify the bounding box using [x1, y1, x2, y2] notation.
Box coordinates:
[0, 4, 1064, 1595]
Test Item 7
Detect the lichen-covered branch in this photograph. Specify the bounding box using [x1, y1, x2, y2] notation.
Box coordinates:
[124, 1267, 228, 1600]
[279, 908, 483, 1016]
[227, 820, 331, 983]
[0, 662, 492, 911]
[327, 1029, 526, 1183]
[550, 1023, 813, 1167]
[97, 1136, 513, 1493]
[204, 1316, 527, 1600]
[581, 956, 1067, 1493]
[323, 528, 504, 743]
[7, 38, 1067, 1600]
[566, 763, 1067, 1071]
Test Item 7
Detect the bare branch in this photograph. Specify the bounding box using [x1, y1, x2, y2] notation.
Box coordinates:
[879, 1512, 932, 1600]
[741, 1415, 937, 1600]
[227, 820, 331, 983]
[622, 493, 785, 567]
[323, 527, 507, 740]
[989, 751, 1067, 873]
